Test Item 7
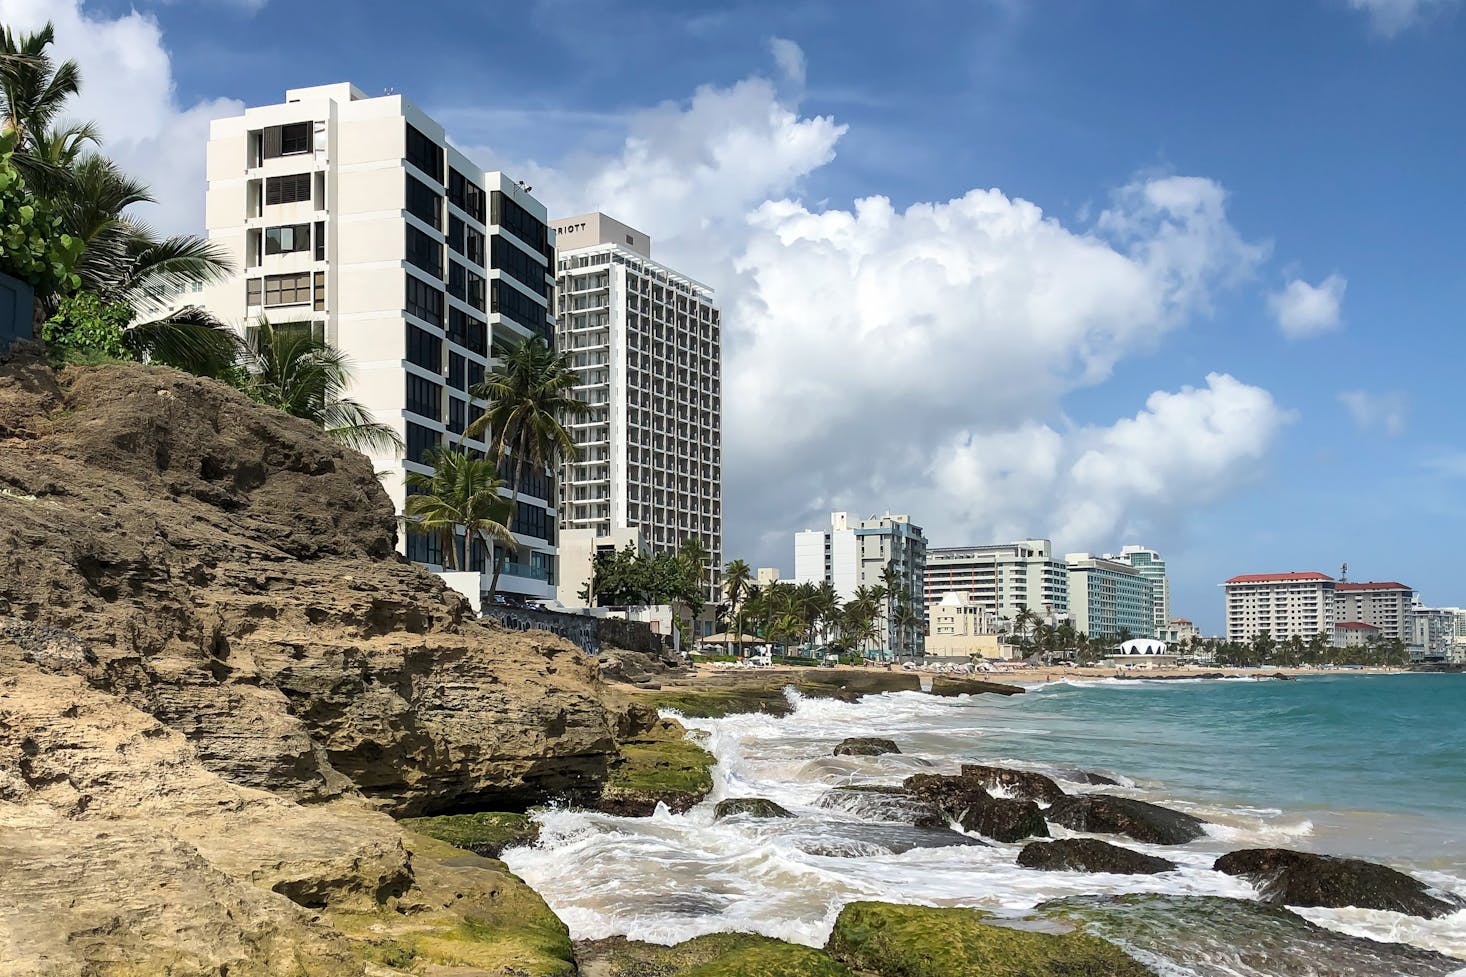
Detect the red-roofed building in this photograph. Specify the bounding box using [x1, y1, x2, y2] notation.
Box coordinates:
[1223, 572, 1336, 642]
[1333, 621, 1381, 648]
[1334, 581, 1415, 642]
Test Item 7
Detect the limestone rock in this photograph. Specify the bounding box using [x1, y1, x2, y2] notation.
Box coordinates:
[1214, 848, 1466, 919]
[714, 797, 794, 820]
[834, 737, 900, 756]
[1044, 794, 1207, 845]
[1018, 839, 1176, 875]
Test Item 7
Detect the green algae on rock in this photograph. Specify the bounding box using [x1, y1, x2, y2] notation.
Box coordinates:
[576, 933, 852, 977]
[826, 901, 1155, 977]
[596, 717, 716, 815]
[398, 811, 541, 859]
[713, 796, 795, 820]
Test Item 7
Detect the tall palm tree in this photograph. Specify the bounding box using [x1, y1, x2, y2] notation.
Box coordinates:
[723, 559, 753, 651]
[465, 337, 592, 602]
[879, 562, 901, 657]
[0, 22, 79, 151]
[238, 320, 401, 453]
[894, 599, 923, 662]
[404, 445, 515, 574]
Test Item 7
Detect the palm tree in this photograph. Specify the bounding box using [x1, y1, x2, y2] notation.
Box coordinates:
[238, 320, 401, 452]
[0, 23, 79, 152]
[723, 559, 753, 652]
[1011, 605, 1037, 650]
[465, 337, 591, 603]
[894, 598, 923, 662]
[404, 445, 515, 574]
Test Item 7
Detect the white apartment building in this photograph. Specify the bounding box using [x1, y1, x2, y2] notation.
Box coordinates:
[794, 512, 927, 656]
[1333, 581, 1415, 641]
[923, 539, 1069, 629]
[551, 213, 722, 608]
[1222, 572, 1336, 642]
[1411, 605, 1459, 662]
[1113, 545, 1170, 636]
[202, 84, 558, 600]
[1067, 554, 1154, 640]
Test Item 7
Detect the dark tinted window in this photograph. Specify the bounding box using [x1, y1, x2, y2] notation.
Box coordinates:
[448, 352, 465, 391]
[406, 373, 442, 420]
[511, 501, 554, 542]
[491, 237, 547, 299]
[265, 223, 310, 255]
[406, 421, 440, 464]
[490, 279, 551, 342]
[265, 173, 311, 205]
[447, 396, 466, 436]
[405, 123, 444, 183]
[448, 168, 486, 222]
[406, 225, 442, 278]
[490, 190, 550, 260]
[405, 175, 442, 230]
[406, 324, 441, 371]
[405, 274, 443, 326]
[448, 307, 487, 356]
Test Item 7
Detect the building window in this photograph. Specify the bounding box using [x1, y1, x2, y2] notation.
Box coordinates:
[490, 190, 551, 261]
[313, 271, 325, 312]
[490, 279, 551, 341]
[406, 421, 440, 464]
[406, 324, 441, 372]
[405, 123, 444, 183]
[468, 360, 484, 389]
[313, 220, 325, 261]
[265, 172, 311, 206]
[245, 278, 262, 307]
[405, 274, 443, 326]
[447, 396, 466, 436]
[448, 168, 486, 223]
[261, 122, 312, 159]
[264, 223, 310, 255]
[405, 225, 442, 279]
[448, 307, 487, 356]
[406, 529, 444, 567]
[405, 175, 442, 230]
[448, 352, 466, 391]
[406, 374, 442, 420]
[263, 272, 311, 307]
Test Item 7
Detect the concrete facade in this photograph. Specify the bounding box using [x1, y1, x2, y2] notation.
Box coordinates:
[922, 539, 1069, 629]
[551, 213, 722, 608]
[1114, 545, 1170, 636]
[1223, 572, 1336, 642]
[794, 511, 927, 656]
[926, 593, 1016, 659]
[1333, 581, 1415, 642]
[201, 83, 558, 600]
[1067, 553, 1154, 640]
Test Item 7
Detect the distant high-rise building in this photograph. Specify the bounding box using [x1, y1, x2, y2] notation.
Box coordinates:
[201, 83, 558, 601]
[1333, 581, 1415, 642]
[923, 540, 1069, 627]
[551, 213, 722, 608]
[1113, 545, 1170, 635]
[794, 512, 927, 656]
[1222, 572, 1336, 642]
[1067, 553, 1154, 640]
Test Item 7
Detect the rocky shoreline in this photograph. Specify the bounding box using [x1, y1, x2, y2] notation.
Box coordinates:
[3, 355, 1461, 976]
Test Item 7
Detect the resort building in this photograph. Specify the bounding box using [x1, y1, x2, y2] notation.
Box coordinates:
[794, 512, 927, 656]
[1160, 618, 1201, 644]
[550, 212, 723, 609]
[1333, 580, 1416, 642]
[1111, 545, 1171, 636]
[1222, 572, 1336, 642]
[1332, 621, 1381, 648]
[922, 539, 1069, 628]
[1410, 605, 1458, 662]
[926, 593, 1016, 659]
[1066, 554, 1155, 640]
[756, 567, 782, 588]
[200, 83, 558, 602]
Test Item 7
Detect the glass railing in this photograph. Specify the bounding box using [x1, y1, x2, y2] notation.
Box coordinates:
[499, 561, 550, 582]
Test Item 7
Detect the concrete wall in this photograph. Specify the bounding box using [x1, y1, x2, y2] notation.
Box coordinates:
[479, 605, 665, 657]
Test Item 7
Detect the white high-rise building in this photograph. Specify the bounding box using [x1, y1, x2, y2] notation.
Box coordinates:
[1222, 572, 1336, 642]
[550, 213, 722, 607]
[923, 540, 1069, 628]
[1067, 554, 1154, 640]
[794, 512, 927, 656]
[201, 84, 558, 600]
[1333, 580, 1416, 642]
[1114, 545, 1170, 635]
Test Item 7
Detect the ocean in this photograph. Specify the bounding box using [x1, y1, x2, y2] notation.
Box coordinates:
[505, 673, 1466, 974]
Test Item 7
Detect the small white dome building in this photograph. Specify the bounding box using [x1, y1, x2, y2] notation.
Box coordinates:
[1116, 639, 1169, 656]
[1105, 638, 1178, 667]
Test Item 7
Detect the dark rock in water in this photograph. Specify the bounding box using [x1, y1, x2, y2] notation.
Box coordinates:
[834, 737, 900, 757]
[1268, 672, 1293, 680]
[815, 785, 947, 828]
[1038, 894, 1466, 977]
[714, 797, 794, 820]
[1045, 794, 1207, 845]
[929, 676, 1026, 697]
[1018, 838, 1175, 875]
[828, 901, 1154, 976]
[904, 772, 991, 818]
[960, 764, 1066, 804]
[1051, 767, 1123, 787]
[958, 796, 1049, 842]
[1214, 848, 1466, 919]
[793, 822, 987, 857]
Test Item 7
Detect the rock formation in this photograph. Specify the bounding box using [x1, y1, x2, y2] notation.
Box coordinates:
[1018, 839, 1176, 875]
[1044, 794, 1207, 845]
[1214, 848, 1466, 919]
[959, 764, 1066, 804]
[834, 737, 901, 756]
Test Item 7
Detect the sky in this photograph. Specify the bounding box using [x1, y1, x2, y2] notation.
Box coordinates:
[3, 0, 1463, 632]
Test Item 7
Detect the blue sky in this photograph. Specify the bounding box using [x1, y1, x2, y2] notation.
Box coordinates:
[14, 0, 1465, 631]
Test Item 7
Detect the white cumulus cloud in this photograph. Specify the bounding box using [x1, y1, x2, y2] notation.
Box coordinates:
[1346, 0, 1459, 35]
[1268, 274, 1347, 339]
[0, 0, 243, 234]
[1339, 390, 1409, 436]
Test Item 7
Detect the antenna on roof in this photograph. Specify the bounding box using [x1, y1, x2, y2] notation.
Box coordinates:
[383, 87, 395, 95]
[1341, 562, 1348, 582]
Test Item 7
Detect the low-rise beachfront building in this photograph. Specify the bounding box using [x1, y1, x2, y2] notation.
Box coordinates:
[1223, 572, 1336, 642]
[1160, 618, 1201, 644]
[1333, 581, 1415, 642]
[1067, 554, 1154, 640]
[794, 511, 927, 657]
[926, 592, 1020, 659]
[1333, 621, 1380, 648]
[1104, 638, 1180, 668]
[756, 567, 781, 588]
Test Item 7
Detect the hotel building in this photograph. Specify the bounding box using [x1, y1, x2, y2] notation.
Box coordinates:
[794, 512, 927, 656]
[922, 539, 1069, 628]
[550, 213, 723, 608]
[201, 84, 558, 600]
[1067, 554, 1155, 640]
[1113, 545, 1171, 636]
[1333, 581, 1415, 642]
[1222, 572, 1336, 642]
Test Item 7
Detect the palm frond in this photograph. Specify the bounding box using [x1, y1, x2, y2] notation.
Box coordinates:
[123, 304, 240, 378]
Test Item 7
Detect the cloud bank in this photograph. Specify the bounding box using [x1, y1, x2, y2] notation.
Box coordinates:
[1346, 0, 1459, 36]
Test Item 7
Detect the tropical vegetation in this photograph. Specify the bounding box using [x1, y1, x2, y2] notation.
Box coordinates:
[403, 445, 515, 573]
